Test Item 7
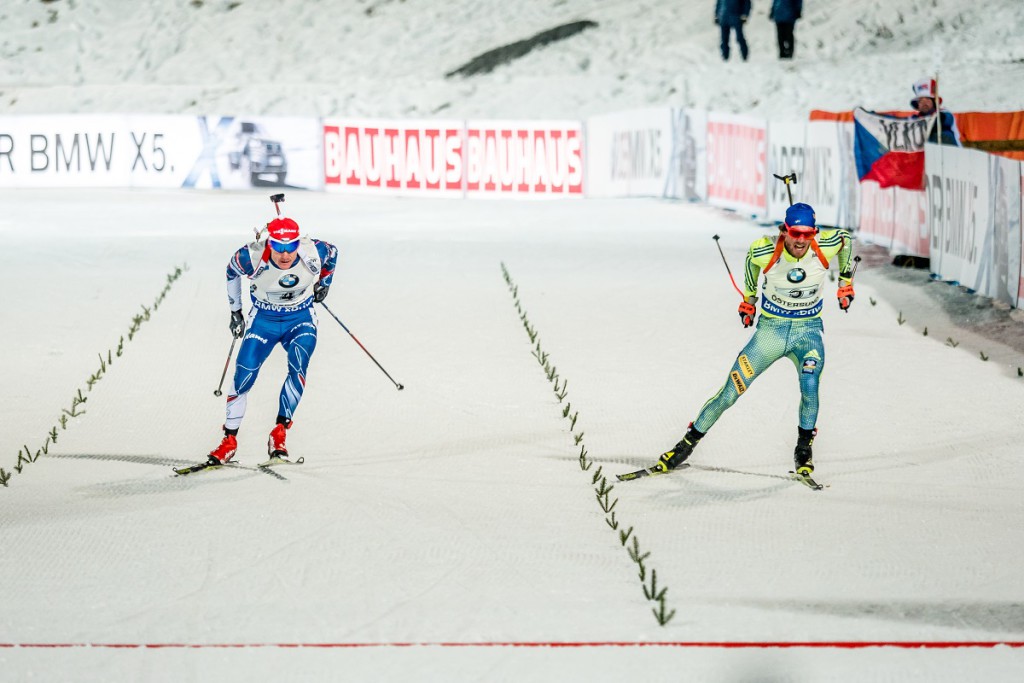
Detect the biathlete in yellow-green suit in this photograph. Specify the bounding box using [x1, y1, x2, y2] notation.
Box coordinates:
[657, 202, 854, 476]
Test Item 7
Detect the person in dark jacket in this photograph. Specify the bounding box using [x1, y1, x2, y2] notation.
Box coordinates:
[715, 0, 751, 61]
[769, 0, 802, 59]
[909, 78, 962, 147]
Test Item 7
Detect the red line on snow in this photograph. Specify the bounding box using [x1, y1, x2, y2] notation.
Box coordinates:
[0, 641, 1022, 649]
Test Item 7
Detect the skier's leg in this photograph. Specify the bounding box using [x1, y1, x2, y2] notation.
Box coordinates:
[692, 317, 789, 433]
[225, 312, 276, 431]
[785, 319, 825, 431]
[277, 312, 319, 423]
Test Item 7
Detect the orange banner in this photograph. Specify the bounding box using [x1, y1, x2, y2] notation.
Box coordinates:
[810, 110, 1024, 160]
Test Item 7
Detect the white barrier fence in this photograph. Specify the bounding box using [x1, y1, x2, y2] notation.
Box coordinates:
[2, 112, 1021, 308]
[926, 145, 1023, 307]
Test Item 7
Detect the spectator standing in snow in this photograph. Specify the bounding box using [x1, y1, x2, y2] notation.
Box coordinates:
[909, 77, 962, 147]
[769, 0, 802, 59]
[715, 0, 751, 61]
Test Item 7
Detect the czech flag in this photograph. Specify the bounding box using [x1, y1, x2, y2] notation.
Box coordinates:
[853, 107, 934, 190]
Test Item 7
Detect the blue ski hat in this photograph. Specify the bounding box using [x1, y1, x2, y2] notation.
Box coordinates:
[784, 203, 816, 228]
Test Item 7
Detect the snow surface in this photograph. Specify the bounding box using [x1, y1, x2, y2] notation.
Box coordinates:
[3, 190, 1024, 681]
[1, 0, 1022, 120]
[3, 1, 1024, 681]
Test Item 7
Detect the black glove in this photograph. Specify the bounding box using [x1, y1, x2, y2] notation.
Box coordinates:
[230, 310, 245, 339]
[313, 282, 330, 303]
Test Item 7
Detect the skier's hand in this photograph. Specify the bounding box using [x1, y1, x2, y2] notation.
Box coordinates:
[837, 283, 855, 312]
[738, 300, 756, 328]
[229, 310, 245, 338]
[313, 282, 330, 303]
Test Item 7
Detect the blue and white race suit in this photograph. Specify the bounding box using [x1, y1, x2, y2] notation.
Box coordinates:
[223, 237, 338, 429]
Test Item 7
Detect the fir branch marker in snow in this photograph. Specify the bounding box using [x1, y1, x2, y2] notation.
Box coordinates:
[501, 262, 678, 626]
[627, 536, 649, 564]
[599, 493, 617, 515]
[946, 337, 959, 348]
[923, 327, 928, 336]
[578, 447, 591, 471]
[595, 480, 618, 514]
[5, 263, 188, 489]
[643, 568, 667, 602]
[653, 596, 676, 626]
[897, 311, 906, 325]
[980, 351, 989, 361]
[870, 297, 877, 306]
[606, 512, 618, 530]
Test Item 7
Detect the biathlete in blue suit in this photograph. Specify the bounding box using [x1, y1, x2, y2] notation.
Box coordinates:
[207, 215, 338, 465]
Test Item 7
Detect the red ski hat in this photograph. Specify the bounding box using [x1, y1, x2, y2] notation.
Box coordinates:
[267, 217, 300, 243]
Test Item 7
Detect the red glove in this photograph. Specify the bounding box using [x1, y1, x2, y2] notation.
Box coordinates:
[837, 283, 855, 311]
[738, 301, 756, 328]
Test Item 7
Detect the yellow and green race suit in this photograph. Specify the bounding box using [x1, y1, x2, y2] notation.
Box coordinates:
[692, 229, 853, 433]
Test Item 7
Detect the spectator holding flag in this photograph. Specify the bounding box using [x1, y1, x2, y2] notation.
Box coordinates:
[909, 77, 962, 147]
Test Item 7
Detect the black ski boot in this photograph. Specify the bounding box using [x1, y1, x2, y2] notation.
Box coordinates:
[794, 427, 816, 475]
[656, 423, 704, 472]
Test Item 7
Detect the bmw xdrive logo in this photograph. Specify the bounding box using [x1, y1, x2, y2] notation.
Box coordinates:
[787, 268, 807, 283]
[279, 274, 300, 288]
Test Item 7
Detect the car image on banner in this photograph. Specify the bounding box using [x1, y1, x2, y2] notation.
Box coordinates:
[210, 116, 323, 191]
[227, 121, 287, 186]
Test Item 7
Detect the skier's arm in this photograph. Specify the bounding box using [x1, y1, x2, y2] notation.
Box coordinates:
[834, 229, 855, 311]
[314, 240, 338, 286]
[743, 244, 762, 303]
[835, 229, 854, 285]
[312, 240, 339, 303]
[226, 247, 254, 312]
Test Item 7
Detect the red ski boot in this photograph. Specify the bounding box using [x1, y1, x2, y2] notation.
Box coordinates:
[268, 421, 292, 461]
[207, 431, 238, 465]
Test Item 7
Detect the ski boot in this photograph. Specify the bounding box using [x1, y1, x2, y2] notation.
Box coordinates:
[794, 427, 816, 475]
[267, 420, 293, 462]
[654, 423, 704, 473]
[207, 428, 238, 465]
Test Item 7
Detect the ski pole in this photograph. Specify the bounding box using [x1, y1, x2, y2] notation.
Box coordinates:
[712, 234, 746, 298]
[213, 336, 238, 397]
[772, 172, 797, 206]
[318, 302, 404, 391]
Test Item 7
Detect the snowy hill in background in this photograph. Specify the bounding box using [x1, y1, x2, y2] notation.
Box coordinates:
[2, 0, 1022, 121]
